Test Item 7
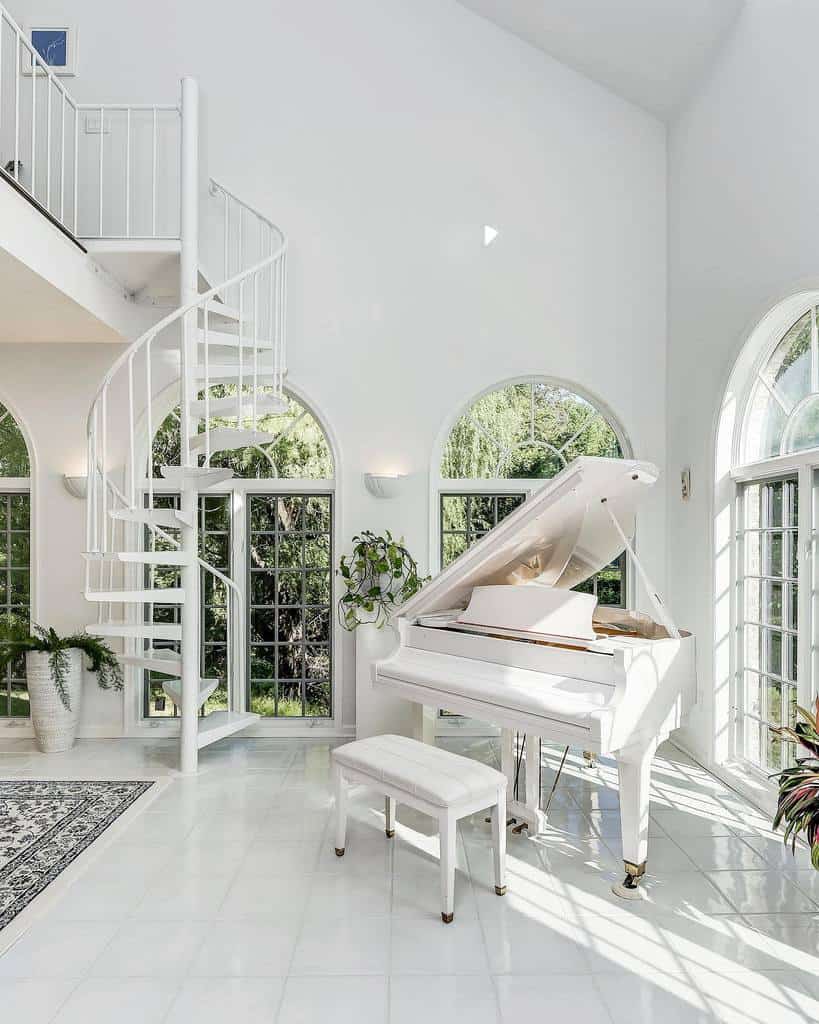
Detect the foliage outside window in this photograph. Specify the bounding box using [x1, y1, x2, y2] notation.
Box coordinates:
[152, 386, 333, 479]
[0, 402, 31, 718]
[440, 381, 621, 479]
[438, 381, 626, 607]
[249, 494, 332, 718]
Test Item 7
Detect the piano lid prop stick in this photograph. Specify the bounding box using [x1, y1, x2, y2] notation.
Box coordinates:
[601, 499, 681, 641]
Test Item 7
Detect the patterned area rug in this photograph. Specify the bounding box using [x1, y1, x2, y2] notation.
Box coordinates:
[0, 780, 154, 931]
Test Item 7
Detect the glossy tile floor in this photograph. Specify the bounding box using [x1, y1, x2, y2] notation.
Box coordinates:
[0, 734, 817, 1023]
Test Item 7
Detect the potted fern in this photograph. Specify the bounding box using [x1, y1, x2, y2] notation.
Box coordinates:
[0, 621, 124, 753]
[771, 698, 819, 869]
[338, 530, 428, 739]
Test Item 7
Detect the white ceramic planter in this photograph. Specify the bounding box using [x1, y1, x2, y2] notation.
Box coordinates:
[354, 620, 417, 740]
[25, 649, 83, 753]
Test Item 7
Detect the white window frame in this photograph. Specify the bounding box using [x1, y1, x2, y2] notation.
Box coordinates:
[722, 292, 819, 788]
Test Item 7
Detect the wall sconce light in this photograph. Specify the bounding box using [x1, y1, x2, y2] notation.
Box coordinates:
[62, 474, 88, 499]
[364, 473, 407, 499]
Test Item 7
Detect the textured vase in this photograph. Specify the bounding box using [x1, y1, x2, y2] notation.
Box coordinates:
[26, 649, 83, 753]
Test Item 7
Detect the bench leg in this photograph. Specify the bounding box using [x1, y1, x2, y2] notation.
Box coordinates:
[492, 787, 507, 896]
[333, 763, 347, 857]
[385, 796, 396, 838]
[440, 810, 456, 923]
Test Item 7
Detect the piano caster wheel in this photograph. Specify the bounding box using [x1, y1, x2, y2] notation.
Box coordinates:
[385, 829, 395, 839]
[335, 848, 345, 857]
[582, 750, 598, 771]
[494, 885, 507, 896]
[611, 862, 646, 901]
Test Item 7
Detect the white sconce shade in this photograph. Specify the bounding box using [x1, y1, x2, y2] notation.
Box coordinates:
[63, 474, 88, 499]
[364, 473, 407, 499]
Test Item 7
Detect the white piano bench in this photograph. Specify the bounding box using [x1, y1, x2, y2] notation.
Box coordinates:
[331, 734, 508, 923]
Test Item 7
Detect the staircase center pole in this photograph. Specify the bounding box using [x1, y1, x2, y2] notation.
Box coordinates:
[179, 76, 200, 775]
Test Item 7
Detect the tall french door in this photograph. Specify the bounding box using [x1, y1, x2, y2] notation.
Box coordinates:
[143, 484, 333, 722]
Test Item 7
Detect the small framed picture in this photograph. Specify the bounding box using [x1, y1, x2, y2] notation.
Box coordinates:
[23, 22, 77, 76]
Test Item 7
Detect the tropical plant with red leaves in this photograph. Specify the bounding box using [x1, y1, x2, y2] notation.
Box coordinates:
[772, 697, 819, 870]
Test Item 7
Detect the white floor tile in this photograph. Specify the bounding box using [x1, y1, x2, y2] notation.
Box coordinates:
[304, 871, 392, 921]
[219, 873, 311, 919]
[740, 835, 813, 874]
[390, 974, 499, 1024]
[88, 921, 206, 977]
[278, 975, 388, 1023]
[239, 839, 322, 876]
[0, 921, 118, 978]
[480, 902, 592, 974]
[391, 917, 489, 974]
[495, 974, 611, 1021]
[51, 977, 180, 1024]
[50, 877, 148, 921]
[188, 919, 299, 976]
[690, 966, 818, 1023]
[131, 873, 233, 920]
[0, 978, 78, 1023]
[290, 916, 391, 975]
[639, 871, 736, 914]
[674, 836, 770, 872]
[706, 870, 818, 914]
[595, 972, 714, 1023]
[164, 977, 284, 1024]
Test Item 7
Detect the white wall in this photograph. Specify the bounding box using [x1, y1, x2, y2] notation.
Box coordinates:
[4, 0, 668, 736]
[667, 0, 819, 763]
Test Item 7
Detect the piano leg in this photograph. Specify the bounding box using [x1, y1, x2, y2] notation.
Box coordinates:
[612, 740, 657, 900]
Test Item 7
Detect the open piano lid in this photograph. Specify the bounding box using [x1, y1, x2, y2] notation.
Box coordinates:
[399, 456, 659, 621]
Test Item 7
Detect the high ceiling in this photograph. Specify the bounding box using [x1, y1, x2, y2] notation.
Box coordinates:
[457, 0, 745, 119]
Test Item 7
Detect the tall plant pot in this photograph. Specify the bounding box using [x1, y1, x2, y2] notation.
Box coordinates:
[25, 649, 83, 753]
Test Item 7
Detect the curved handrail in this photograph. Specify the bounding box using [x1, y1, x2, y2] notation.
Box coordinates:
[86, 242, 287, 430]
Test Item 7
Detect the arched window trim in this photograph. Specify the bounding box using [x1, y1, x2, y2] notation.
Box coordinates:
[429, 374, 633, 575]
[123, 380, 343, 737]
[0, 393, 36, 723]
[719, 288, 819, 785]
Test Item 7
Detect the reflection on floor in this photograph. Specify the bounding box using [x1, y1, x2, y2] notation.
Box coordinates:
[0, 734, 817, 1023]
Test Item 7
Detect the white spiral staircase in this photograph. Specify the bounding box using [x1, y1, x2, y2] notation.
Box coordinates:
[77, 80, 288, 773]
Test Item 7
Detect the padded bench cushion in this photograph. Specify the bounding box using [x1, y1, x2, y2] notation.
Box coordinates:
[332, 734, 506, 808]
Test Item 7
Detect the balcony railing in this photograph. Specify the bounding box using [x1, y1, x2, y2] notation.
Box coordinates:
[0, 4, 180, 240]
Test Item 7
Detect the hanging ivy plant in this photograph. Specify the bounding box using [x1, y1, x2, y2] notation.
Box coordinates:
[337, 530, 429, 630]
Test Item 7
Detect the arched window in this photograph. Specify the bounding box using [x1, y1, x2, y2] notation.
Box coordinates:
[0, 401, 32, 718]
[434, 378, 629, 605]
[724, 296, 819, 776]
[147, 386, 335, 723]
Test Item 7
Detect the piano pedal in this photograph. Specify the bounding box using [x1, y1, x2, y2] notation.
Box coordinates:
[484, 816, 518, 829]
[510, 821, 528, 835]
[582, 750, 598, 770]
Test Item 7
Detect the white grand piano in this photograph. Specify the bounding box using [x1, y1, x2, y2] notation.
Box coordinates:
[373, 457, 695, 898]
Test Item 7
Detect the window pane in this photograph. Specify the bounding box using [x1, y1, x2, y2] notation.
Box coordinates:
[249, 494, 332, 719]
[740, 476, 798, 772]
[0, 493, 31, 717]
